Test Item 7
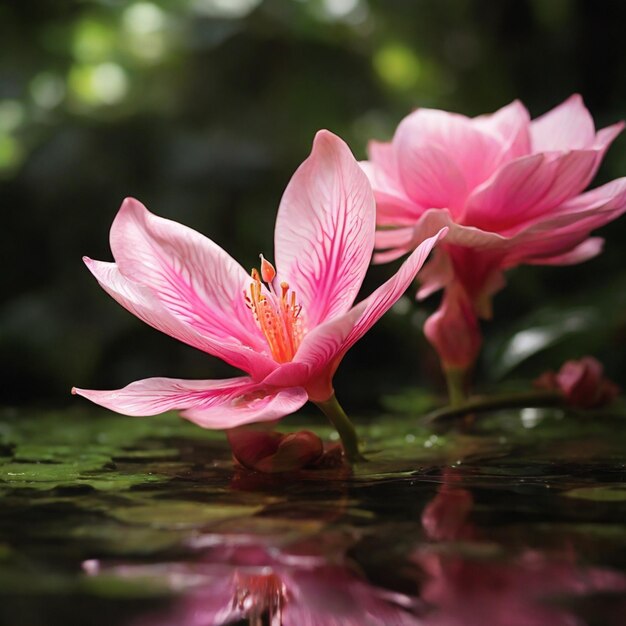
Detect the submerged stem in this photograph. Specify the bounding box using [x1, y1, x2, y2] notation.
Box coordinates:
[314, 395, 365, 464]
[445, 368, 467, 407]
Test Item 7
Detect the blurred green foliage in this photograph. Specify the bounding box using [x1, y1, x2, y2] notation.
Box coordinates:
[2, 0, 626, 408]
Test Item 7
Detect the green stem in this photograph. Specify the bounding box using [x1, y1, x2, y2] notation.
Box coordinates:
[445, 368, 467, 407]
[422, 389, 563, 425]
[315, 395, 365, 464]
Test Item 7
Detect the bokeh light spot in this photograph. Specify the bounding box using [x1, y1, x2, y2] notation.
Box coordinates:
[72, 19, 116, 63]
[0, 134, 23, 171]
[0, 100, 26, 132]
[373, 43, 421, 91]
[30, 73, 66, 109]
[191, 0, 262, 18]
[69, 63, 129, 106]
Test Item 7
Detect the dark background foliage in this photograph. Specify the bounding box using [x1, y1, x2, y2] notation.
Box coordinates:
[2, 0, 626, 410]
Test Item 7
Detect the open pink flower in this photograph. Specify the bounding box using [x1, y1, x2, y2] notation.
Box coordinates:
[363, 95, 626, 386]
[72, 130, 446, 461]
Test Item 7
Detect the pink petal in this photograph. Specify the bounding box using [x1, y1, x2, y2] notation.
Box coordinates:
[464, 150, 599, 232]
[73, 376, 308, 429]
[473, 99, 531, 159]
[530, 94, 596, 151]
[504, 178, 626, 263]
[394, 108, 507, 210]
[110, 198, 264, 351]
[400, 208, 507, 251]
[372, 189, 425, 226]
[364, 140, 408, 199]
[294, 229, 447, 384]
[415, 248, 454, 299]
[524, 237, 604, 266]
[542, 177, 626, 225]
[274, 130, 376, 327]
[83, 258, 276, 379]
[594, 121, 624, 151]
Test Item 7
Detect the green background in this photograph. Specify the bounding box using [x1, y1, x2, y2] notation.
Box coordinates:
[3, 0, 626, 410]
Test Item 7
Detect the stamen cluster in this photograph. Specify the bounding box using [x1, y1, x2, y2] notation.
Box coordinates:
[244, 256, 303, 363]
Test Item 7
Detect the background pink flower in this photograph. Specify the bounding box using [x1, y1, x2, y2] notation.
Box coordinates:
[73, 130, 446, 461]
[363, 95, 626, 396]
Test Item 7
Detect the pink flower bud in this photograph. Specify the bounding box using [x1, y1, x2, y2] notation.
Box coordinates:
[535, 356, 620, 409]
[424, 285, 481, 372]
[227, 426, 324, 473]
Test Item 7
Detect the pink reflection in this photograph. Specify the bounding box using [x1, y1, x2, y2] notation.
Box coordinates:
[82, 480, 626, 626]
[416, 476, 626, 626]
[85, 536, 419, 626]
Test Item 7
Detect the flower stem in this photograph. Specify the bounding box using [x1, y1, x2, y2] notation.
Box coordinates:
[315, 395, 365, 464]
[445, 368, 467, 407]
[422, 389, 563, 425]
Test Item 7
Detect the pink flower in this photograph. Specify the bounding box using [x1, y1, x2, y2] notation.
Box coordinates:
[72, 130, 446, 461]
[363, 95, 626, 379]
[534, 356, 620, 409]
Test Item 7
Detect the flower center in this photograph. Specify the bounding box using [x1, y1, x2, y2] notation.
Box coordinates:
[245, 255, 304, 363]
[233, 571, 285, 624]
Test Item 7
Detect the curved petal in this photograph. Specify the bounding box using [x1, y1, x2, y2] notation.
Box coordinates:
[524, 237, 604, 266]
[83, 258, 277, 380]
[364, 140, 409, 200]
[530, 94, 595, 151]
[594, 121, 624, 152]
[73, 376, 308, 429]
[504, 178, 626, 263]
[110, 198, 264, 351]
[294, 229, 447, 376]
[473, 99, 531, 159]
[274, 130, 376, 327]
[405, 208, 508, 250]
[464, 150, 599, 231]
[397, 143, 467, 210]
[372, 189, 425, 226]
[416, 248, 454, 299]
[394, 108, 507, 210]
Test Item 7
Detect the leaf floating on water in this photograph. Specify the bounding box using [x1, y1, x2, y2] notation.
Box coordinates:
[108, 501, 263, 529]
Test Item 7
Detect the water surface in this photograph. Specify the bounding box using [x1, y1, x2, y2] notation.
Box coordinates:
[1, 407, 625, 625]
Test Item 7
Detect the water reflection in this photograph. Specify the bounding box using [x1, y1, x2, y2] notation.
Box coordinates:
[83, 475, 626, 626]
[86, 534, 418, 626]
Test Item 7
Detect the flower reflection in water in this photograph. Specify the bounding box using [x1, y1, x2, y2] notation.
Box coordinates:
[84, 535, 418, 626]
[83, 477, 626, 626]
[415, 474, 626, 626]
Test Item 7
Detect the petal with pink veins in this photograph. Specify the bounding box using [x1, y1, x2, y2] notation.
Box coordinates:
[72, 376, 308, 429]
[274, 130, 376, 327]
[530, 94, 596, 151]
[110, 198, 265, 351]
[83, 258, 277, 380]
[294, 229, 447, 388]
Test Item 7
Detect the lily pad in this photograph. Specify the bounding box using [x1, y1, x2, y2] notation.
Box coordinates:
[108, 500, 263, 529]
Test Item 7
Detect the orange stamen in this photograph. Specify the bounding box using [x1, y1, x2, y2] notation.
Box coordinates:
[245, 256, 303, 363]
